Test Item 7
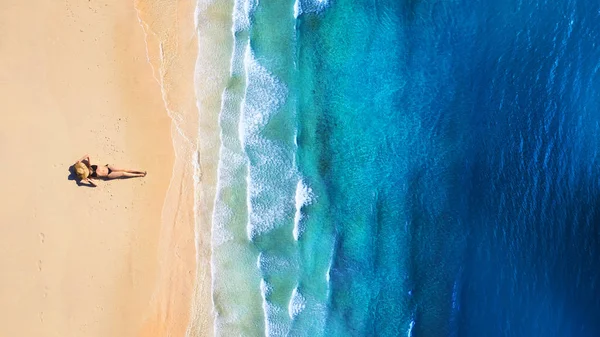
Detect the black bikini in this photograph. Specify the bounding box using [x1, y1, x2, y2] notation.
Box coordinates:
[90, 165, 112, 177]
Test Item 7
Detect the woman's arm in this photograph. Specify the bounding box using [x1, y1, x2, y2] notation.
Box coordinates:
[86, 178, 97, 187]
[75, 154, 91, 165]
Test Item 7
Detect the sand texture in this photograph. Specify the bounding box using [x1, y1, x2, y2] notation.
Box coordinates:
[0, 0, 208, 336]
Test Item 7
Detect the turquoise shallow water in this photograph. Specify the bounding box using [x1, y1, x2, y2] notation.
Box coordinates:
[210, 0, 600, 336]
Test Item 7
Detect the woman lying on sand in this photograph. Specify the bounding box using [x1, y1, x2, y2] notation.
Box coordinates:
[73, 154, 146, 187]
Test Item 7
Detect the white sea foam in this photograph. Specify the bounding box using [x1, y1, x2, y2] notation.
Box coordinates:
[293, 128, 298, 147]
[260, 279, 272, 336]
[211, 89, 247, 248]
[260, 279, 291, 336]
[293, 179, 313, 240]
[245, 163, 254, 241]
[325, 239, 336, 283]
[407, 319, 415, 337]
[293, 0, 301, 19]
[239, 42, 296, 241]
[288, 286, 307, 319]
[239, 43, 288, 145]
[230, 35, 249, 76]
[211, 202, 235, 247]
[210, 23, 260, 332]
[238, 88, 247, 152]
[232, 0, 250, 33]
[212, 0, 306, 334]
[257, 252, 294, 271]
[218, 90, 242, 140]
[245, 156, 297, 241]
[293, 0, 330, 19]
[230, 0, 255, 76]
[451, 279, 459, 310]
[214, 136, 245, 188]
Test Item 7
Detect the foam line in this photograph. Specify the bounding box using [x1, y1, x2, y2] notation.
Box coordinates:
[293, 0, 330, 19]
[288, 286, 307, 319]
[293, 179, 313, 240]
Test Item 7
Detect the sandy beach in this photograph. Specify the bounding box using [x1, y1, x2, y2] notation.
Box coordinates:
[0, 0, 207, 336]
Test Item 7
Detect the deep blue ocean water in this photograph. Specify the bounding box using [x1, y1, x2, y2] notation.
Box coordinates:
[210, 0, 600, 335]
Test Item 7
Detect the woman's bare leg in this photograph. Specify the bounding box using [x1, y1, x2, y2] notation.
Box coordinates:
[107, 165, 146, 175]
[107, 171, 145, 179]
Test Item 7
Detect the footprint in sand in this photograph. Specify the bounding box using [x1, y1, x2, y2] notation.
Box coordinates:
[37, 260, 42, 272]
[39, 233, 45, 244]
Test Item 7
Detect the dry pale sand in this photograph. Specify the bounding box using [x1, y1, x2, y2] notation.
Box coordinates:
[0, 0, 208, 336]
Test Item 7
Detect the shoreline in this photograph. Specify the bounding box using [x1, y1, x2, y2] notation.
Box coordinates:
[133, 0, 235, 335]
[133, 0, 213, 336]
[188, 0, 234, 336]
